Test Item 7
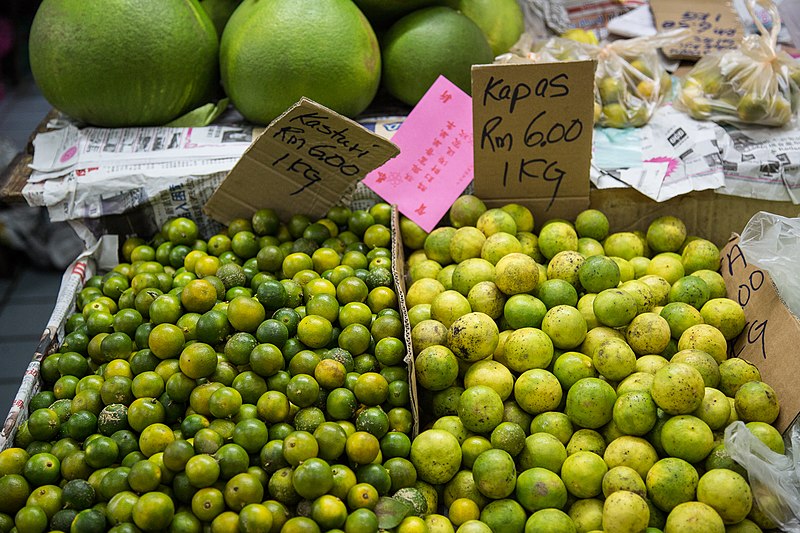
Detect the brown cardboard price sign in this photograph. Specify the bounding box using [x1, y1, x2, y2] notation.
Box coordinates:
[471, 61, 594, 222]
[650, 0, 743, 60]
[721, 236, 800, 433]
[205, 98, 400, 224]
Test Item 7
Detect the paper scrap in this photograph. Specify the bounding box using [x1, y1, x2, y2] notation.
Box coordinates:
[363, 76, 474, 232]
[607, 4, 658, 38]
[590, 105, 725, 202]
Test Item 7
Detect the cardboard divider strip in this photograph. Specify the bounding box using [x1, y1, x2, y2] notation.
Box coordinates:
[391, 206, 419, 438]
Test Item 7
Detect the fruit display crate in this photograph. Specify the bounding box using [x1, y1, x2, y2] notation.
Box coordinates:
[0, 238, 119, 449]
[0, 206, 419, 451]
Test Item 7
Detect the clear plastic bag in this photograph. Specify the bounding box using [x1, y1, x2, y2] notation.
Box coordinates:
[724, 421, 800, 531]
[676, 0, 800, 127]
[738, 211, 800, 318]
[503, 31, 682, 128]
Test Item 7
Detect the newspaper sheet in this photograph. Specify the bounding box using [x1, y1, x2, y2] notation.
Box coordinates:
[717, 125, 800, 203]
[22, 118, 403, 237]
[29, 123, 255, 180]
[22, 111, 800, 238]
[22, 120, 259, 236]
[590, 105, 725, 201]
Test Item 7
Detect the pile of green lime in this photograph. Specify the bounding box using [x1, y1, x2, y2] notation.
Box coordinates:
[400, 195, 781, 532]
[0, 195, 784, 533]
[4, 203, 420, 533]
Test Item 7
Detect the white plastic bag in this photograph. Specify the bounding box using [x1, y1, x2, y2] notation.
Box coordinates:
[676, 0, 800, 127]
[502, 31, 685, 128]
[724, 421, 800, 530]
[738, 211, 800, 317]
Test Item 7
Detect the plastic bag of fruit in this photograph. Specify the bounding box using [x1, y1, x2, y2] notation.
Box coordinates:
[725, 421, 800, 530]
[676, 0, 800, 127]
[504, 31, 682, 128]
[588, 33, 680, 128]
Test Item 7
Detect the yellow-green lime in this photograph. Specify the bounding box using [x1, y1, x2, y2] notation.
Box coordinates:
[538, 222, 578, 260]
[646, 216, 687, 253]
[603, 232, 644, 260]
[646, 457, 698, 512]
[449, 195, 487, 228]
[560, 451, 608, 499]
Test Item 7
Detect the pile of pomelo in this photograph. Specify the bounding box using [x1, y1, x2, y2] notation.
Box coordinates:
[2, 204, 423, 532]
[29, 0, 524, 127]
[399, 195, 783, 533]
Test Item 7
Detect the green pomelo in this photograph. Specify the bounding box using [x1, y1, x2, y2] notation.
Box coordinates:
[353, 0, 438, 28]
[381, 7, 493, 106]
[448, 0, 525, 56]
[30, 0, 219, 127]
[200, 0, 242, 37]
[221, 0, 381, 124]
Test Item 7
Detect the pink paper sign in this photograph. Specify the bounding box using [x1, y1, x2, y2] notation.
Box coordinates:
[363, 76, 474, 232]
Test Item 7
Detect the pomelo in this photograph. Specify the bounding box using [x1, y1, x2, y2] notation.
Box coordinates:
[381, 6, 493, 106]
[200, 0, 242, 37]
[29, 0, 219, 127]
[353, 0, 438, 28]
[443, 0, 525, 56]
[221, 0, 381, 124]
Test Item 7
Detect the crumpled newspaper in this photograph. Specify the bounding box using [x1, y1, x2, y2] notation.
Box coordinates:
[518, 0, 572, 40]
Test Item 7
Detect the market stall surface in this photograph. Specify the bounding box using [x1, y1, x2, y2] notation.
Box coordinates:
[0, 76, 62, 412]
[0, 266, 60, 411]
[0, 77, 49, 150]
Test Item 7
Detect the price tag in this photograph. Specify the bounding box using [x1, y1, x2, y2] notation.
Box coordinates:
[721, 236, 800, 433]
[471, 61, 595, 222]
[205, 98, 399, 223]
[363, 76, 475, 232]
[650, 0, 743, 59]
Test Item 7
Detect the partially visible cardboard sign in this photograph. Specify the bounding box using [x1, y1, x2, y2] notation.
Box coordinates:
[563, 0, 634, 40]
[778, 0, 800, 51]
[204, 98, 400, 224]
[721, 236, 800, 434]
[650, 0, 743, 60]
[471, 61, 594, 222]
[363, 76, 474, 232]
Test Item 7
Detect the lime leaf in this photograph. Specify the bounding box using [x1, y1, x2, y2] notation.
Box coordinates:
[166, 98, 229, 127]
[375, 496, 412, 529]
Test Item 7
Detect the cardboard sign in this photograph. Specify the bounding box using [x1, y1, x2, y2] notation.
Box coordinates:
[779, 0, 800, 52]
[363, 77, 474, 232]
[204, 98, 399, 224]
[721, 236, 800, 434]
[650, 0, 743, 60]
[471, 61, 594, 222]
